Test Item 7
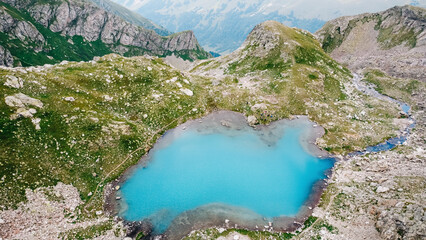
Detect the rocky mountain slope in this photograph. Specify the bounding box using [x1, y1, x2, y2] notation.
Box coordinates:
[112, 0, 426, 55]
[1, 20, 418, 239]
[88, 0, 172, 36]
[0, 0, 210, 67]
[315, 5, 426, 81]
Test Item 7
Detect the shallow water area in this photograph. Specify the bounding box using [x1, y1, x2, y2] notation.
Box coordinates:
[117, 111, 334, 238]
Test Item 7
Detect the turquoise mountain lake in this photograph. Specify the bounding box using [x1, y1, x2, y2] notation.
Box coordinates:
[118, 111, 334, 235]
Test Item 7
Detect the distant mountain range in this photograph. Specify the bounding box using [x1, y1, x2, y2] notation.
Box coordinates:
[0, 0, 210, 67]
[112, 0, 426, 54]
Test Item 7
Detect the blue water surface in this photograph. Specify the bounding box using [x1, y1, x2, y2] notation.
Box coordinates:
[120, 122, 334, 233]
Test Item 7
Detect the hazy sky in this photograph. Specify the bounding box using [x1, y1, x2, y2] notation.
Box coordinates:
[114, 0, 426, 20]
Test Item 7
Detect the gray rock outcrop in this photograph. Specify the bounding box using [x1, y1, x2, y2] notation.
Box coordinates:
[1, 0, 208, 56]
[0, 0, 210, 67]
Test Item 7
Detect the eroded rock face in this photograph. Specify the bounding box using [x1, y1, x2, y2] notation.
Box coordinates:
[1, 0, 207, 58]
[0, 8, 45, 44]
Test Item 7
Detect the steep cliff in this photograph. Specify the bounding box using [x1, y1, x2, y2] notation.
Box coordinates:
[0, 0, 210, 67]
[315, 5, 426, 81]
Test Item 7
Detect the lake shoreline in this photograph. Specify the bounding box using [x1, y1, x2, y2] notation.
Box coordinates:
[104, 110, 336, 239]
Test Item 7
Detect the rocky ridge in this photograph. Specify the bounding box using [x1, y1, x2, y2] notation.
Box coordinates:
[0, 0, 210, 67]
[315, 5, 426, 81]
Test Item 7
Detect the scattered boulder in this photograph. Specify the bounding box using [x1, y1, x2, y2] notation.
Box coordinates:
[180, 88, 194, 96]
[376, 186, 390, 193]
[4, 75, 23, 89]
[64, 97, 75, 102]
[31, 118, 41, 130]
[247, 115, 257, 125]
[103, 95, 113, 102]
[5, 93, 43, 109]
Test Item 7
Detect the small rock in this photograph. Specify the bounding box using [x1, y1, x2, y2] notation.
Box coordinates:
[4, 75, 23, 89]
[0, 218, 4, 224]
[180, 88, 194, 96]
[143, 114, 148, 119]
[247, 115, 257, 125]
[64, 97, 75, 102]
[95, 210, 103, 216]
[16, 108, 33, 118]
[88, 192, 92, 196]
[377, 186, 390, 193]
[103, 95, 113, 102]
[147, 67, 152, 71]
[90, 117, 99, 123]
[5, 93, 43, 108]
[225, 219, 229, 223]
[115, 185, 120, 191]
[32, 118, 41, 130]
[233, 235, 239, 240]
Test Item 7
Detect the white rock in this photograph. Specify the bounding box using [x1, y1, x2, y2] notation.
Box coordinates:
[247, 115, 257, 125]
[180, 88, 193, 96]
[147, 67, 152, 71]
[152, 94, 163, 99]
[183, 79, 190, 84]
[103, 95, 113, 102]
[16, 108, 34, 118]
[217, 227, 225, 233]
[0, 218, 4, 224]
[95, 210, 102, 216]
[4, 75, 23, 89]
[5, 93, 43, 108]
[376, 186, 390, 193]
[64, 97, 75, 102]
[90, 117, 99, 123]
[143, 114, 148, 119]
[233, 235, 240, 240]
[32, 118, 41, 130]
[176, 82, 183, 88]
[225, 219, 230, 223]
